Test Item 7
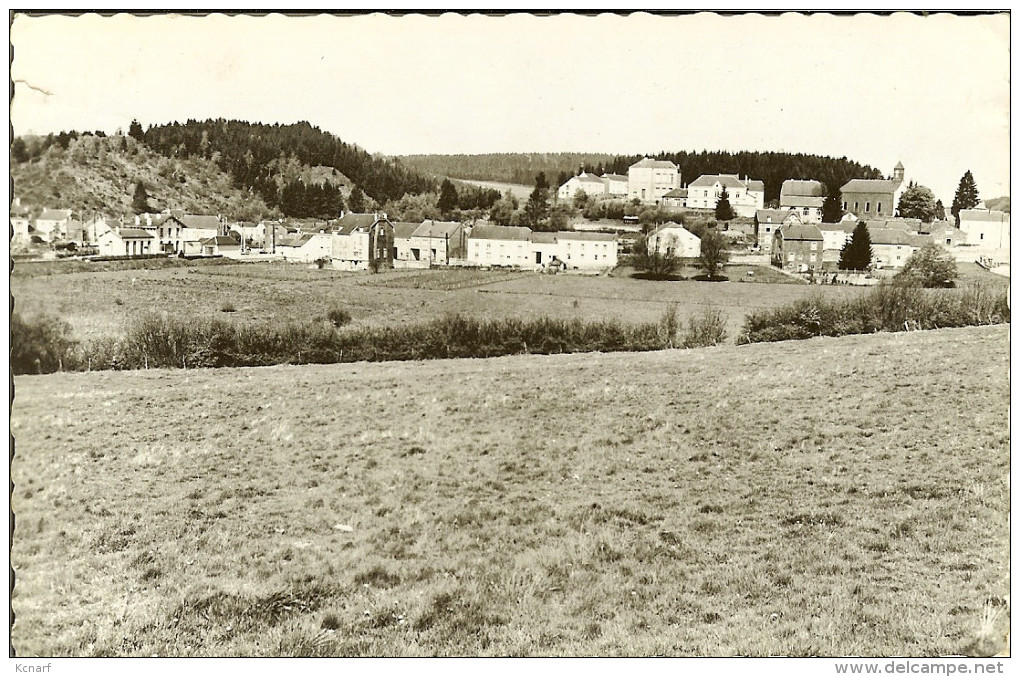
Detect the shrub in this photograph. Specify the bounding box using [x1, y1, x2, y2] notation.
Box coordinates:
[11, 312, 78, 374]
[659, 301, 681, 348]
[326, 308, 352, 328]
[682, 308, 729, 348]
[220, 302, 236, 313]
[738, 283, 1009, 344]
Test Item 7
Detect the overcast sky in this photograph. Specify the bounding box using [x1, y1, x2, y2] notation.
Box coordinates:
[10, 11, 1011, 201]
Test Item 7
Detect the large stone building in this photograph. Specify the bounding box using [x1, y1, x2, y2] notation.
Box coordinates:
[771, 223, 824, 272]
[840, 162, 906, 219]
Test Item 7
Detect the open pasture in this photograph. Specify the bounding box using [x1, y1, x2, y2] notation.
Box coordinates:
[11, 261, 871, 341]
[10, 325, 1010, 656]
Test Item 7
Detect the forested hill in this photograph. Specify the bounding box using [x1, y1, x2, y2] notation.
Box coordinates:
[136, 119, 436, 210]
[400, 151, 884, 202]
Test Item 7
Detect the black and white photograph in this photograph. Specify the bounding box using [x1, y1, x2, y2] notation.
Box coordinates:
[7, 10, 1011, 667]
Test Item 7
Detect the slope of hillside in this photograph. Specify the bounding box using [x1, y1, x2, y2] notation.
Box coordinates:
[11, 325, 1009, 656]
[11, 133, 277, 221]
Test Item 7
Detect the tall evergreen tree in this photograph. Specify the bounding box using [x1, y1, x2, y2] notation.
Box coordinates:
[131, 181, 151, 214]
[715, 186, 736, 221]
[524, 172, 551, 228]
[838, 222, 873, 271]
[950, 170, 980, 221]
[822, 190, 843, 223]
[128, 119, 144, 142]
[348, 186, 366, 213]
[437, 179, 459, 215]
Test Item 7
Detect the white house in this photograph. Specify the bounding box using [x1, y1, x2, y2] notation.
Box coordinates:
[601, 173, 628, 196]
[779, 180, 825, 223]
[277, 232, 331, 263]
[627, 158, 679, 203]
[870, 229, 927, 269]
[10, 199, 32, 244]
[646, 222, 701, 258]
[467, 224, 534, 268]
[686, 175, 765, 218]
[958, 209, 1010, 250]
[557, 172, 608, 201]
[556, 231, 617, 269]
[755, 210, 802, 251]
[392, 222, 422, 268]
[96, 228, 155, 257]
[34, 208, 73, 242]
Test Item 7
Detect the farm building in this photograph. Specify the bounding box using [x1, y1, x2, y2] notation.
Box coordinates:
[771, 223, 824, 272]
[200, 235, 243, 258]
[97, 228, 155, 257]
[869, 229, 928, 269]
[277, 233, 331, 263]
[646, 222, 701, 258]
[331, 212, 394, 271]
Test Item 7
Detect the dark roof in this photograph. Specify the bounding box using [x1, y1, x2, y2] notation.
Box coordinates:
[179, 215, 221, 230]
[777, 223, 823, 241]
[556, 231, 616, 242]
[201, 235, 240, 246]
[863, 218, 921, 231]
[746, 180, 765, 193]
[118, 228, 154, 239]
[818, 222, 856, 233]
[629, 157, 677, 170]
[333, 212, 390, 235]
[574, 173, 606, 184]
[841, 178, 903, 193]
[663, 188, 688, 198]
[277, 233, 317, 247]
[601, 173, 627, 182]
[531, 232, 558, 244]
[392, 222, 420, 239]
[689, 174, 746, 189]
[869, 229, 924, 246]
[469, 224, 532, 241]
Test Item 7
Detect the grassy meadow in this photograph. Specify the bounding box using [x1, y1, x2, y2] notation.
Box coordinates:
[11, 260, 875, 343]
[11, 325, 1010, 656]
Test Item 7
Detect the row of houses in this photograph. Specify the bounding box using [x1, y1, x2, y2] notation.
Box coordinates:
[761, 208, 1009, 273]
[556, 157, 770, 217]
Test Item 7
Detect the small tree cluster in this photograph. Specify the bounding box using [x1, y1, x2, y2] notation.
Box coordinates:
[896, 242, 958, 288]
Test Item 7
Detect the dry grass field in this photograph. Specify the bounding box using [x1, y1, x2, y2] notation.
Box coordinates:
[11, 261, 874, 342]
[11, 325, 1009, 657]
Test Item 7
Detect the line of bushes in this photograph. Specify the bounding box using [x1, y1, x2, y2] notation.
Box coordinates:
[737, 282, 1009, 344]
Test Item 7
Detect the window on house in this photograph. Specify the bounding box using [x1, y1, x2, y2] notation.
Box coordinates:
[843, 202, 848, 211]
[877, 202, 882, 213]
[854, 201, 859, 211]
[865, 202, 870, 212]
[980, 233, 984, 240]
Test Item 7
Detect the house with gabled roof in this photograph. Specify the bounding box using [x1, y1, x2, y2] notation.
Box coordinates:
[780, 180, 825, 223]
[958, 209, 1010, 250]
[557, 172, 608, 201]
[277, 232, 330, 262]
[330, 212, 394, 270]
[467, 224, 533, 268]
[661, 188, 688, 209]
[840, 163, 906, 219]
[409, 219, 467, 265]
[771, 223, 824, 272]
[686, 175, 765, 218]
[646, 222, 701, 259]
[391, 221, 422, 268]
[628, 158, 679, 203]
[97, 227, 155, 257]
[34, 208, 73, 242]
[755, 210, 802, 251]
[869, 228, 928, 269]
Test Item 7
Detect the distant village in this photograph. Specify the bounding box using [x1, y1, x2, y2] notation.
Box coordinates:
[10, 157, 1010, 279]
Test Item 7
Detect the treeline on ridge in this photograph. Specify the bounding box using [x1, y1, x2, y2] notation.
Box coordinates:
[401, 151, 884, 202]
